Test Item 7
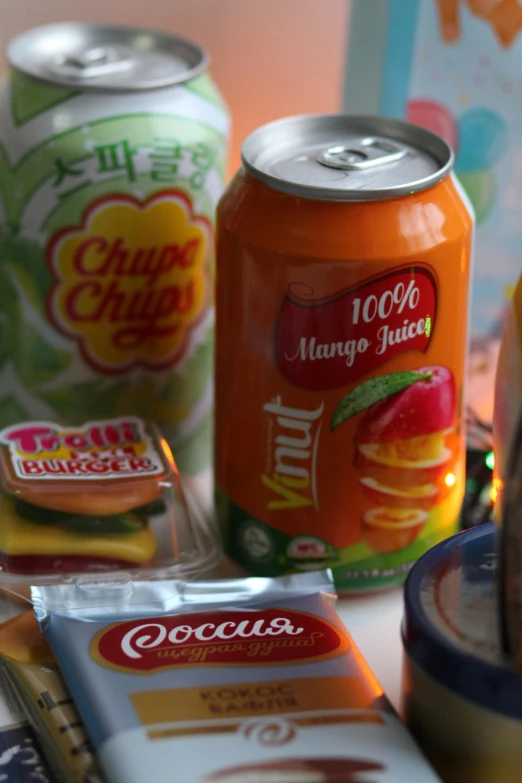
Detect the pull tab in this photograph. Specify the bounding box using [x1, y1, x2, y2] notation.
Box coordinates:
[317, 137, 408, 171]
[50, 45, 134, 80]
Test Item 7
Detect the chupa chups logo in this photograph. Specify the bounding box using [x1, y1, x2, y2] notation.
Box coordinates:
[47, 190, 211, 374]
[91, 609, 349, 672]
[277, 265, 437, 390]
[0, 417, 164, 481]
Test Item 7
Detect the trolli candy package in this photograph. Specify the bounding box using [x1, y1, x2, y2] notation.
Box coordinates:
[0, 416, 220, 589]
[32, 572, 441, 783]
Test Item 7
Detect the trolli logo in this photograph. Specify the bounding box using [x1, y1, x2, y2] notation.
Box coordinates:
[91, 610, 349, 672]
[0, 417, 164, 481]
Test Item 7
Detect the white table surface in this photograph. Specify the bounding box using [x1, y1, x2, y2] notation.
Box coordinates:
[335, 586, 405, 711]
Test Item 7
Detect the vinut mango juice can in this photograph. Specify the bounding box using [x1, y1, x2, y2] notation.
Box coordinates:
[0, 24, 229, 476]
[215, 115, 473, 592]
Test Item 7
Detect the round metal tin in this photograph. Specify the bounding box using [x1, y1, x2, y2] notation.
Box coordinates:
[6, 23, 208, 91]
[241, 114, 454, 202]
[403, 523, 522, 718]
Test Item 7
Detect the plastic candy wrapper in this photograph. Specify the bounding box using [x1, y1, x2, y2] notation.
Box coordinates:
[0, 417, 220, 589]
[0, 612, 102, 783]
[33, 572, 440, 782]
[0, 663, 55, 782]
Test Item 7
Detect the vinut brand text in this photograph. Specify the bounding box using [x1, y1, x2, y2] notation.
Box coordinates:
[48, 191, 211, 372]
[277, 266, 438, 390]
[262, 396, 324, 511]
[93, 610, 348, 670]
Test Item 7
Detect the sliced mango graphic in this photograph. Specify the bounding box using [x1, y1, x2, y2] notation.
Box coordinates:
[360, 476, 439, 510]
[364, 432, 446, 461]
[361, 508, 427, 554]
[356, 443, 452, 487]
[336, 365, 459, 555]
[363, 508, 428, 528]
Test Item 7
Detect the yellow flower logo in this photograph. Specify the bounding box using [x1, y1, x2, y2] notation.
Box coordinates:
[48, 190, 210, 372]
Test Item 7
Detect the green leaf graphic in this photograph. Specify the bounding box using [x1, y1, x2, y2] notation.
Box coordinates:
[170, 410, 213, 476]
[0, 396, 28, 427]
[12, 308, 72, 386]
[10, 70, 77, 127]
[0, 265, 18, 370]
[330, 370, 432, 431]
[40, 381, 126, 423]
[158, 335, 213, 406]
[185, 74, 229, 112]
[0, 236, 51, 307]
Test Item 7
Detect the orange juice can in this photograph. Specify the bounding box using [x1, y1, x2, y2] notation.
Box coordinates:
[215, 115, 474, 592]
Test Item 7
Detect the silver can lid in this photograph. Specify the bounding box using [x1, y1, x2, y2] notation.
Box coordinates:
[6, 23, 208, 91]
[241, 114, 454, 201]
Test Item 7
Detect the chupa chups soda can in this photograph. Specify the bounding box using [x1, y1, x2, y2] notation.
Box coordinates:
[215, 114, 473, 592]
[0, 24, 230, 477]
[402, 523, 522, 783]
[32, 571, 442, 783]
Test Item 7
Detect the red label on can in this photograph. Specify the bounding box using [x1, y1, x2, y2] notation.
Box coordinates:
[92, 609, 349, 672]
[277, 265, 437, 390]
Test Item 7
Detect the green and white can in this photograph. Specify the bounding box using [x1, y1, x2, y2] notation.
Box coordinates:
[0, 23, 230, 476]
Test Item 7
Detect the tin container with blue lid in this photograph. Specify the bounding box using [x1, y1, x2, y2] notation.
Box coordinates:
[402, 523, 522, 783]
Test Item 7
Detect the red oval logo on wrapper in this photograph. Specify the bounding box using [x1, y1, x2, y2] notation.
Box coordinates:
[91, 609, 349, 673]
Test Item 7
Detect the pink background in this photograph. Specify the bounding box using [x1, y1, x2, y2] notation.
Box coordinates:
[0, 0, 350, 175]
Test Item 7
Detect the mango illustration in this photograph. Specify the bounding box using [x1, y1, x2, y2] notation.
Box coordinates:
[354, 365, 456, 492]
[353, 366, 456, 553]
[360, 476, 441, 510]
[355, 365, 456, 443]
[361, 508, 427, 553]
[331, 365, 458, 554]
